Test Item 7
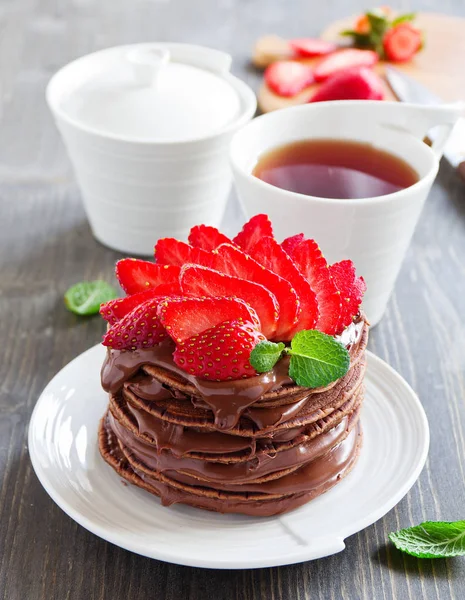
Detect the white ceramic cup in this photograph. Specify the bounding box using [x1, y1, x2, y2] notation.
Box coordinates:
[47, 43, 256, 255]
[230, 100, 462, 326]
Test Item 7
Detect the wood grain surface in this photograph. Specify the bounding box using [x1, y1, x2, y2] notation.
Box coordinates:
[1, 1, 465, 599]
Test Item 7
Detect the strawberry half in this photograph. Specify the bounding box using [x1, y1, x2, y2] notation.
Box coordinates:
[102, 298, 168, 350]
[116, 259, 180, 295]
[154, 238, 213, 267]
[329, 260, 366, 330]
[313, 49, 378, 82]
[310, 66, 384, 102]
[281, 233, 305, 255]
[264, 61, 314, 97]
[251, 236, 319, 334]
[180, 264, 279, 339]
[383, 23, 422, 62]
[213, 244, 300, 340]
[158, 296, 260, 343]
[188, 225, 232, 251]
[289, 38, 337, 58]
[173, 320, 265, 381]
[287, 239, 342, 335]
[233, 214, 274, 254]
[100, 290, 164, 324]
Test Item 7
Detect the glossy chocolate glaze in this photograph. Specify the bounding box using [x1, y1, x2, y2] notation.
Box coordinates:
[102, 318, 365, 431]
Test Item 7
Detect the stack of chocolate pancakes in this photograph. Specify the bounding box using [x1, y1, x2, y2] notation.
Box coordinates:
[99, 315, 368, 517]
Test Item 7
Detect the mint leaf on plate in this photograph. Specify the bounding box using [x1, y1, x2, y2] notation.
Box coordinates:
[288, 330, 350, 388]
[64, 281, 118, 316]
[250, 341, 285, 373]
[389, 521, 465, 558]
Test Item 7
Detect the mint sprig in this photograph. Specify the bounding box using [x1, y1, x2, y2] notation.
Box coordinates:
[250, 330, 350, 388]
[64, 281, 118, 316]
[389, 521, 465, 558]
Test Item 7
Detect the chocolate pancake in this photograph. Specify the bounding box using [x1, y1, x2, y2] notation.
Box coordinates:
[99, 315, 369, 516]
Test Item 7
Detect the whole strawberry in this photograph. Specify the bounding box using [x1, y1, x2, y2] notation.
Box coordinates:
[173, 320, 265, 381]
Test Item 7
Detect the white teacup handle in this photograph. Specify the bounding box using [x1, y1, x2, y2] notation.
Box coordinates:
[380, 102, 464, 159]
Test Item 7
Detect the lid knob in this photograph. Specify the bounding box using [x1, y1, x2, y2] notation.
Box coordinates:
[126, 45, 170, 88]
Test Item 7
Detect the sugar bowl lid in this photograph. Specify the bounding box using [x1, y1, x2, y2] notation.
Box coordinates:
[47, 43, 256, 143]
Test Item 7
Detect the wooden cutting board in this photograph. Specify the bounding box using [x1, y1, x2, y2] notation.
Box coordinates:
[258, 13, 465, 113]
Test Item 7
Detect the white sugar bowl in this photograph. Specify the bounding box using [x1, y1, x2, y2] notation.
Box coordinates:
[47, 43, 256, 255]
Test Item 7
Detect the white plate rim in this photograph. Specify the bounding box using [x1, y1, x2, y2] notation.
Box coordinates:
[28, 346, 429, 569]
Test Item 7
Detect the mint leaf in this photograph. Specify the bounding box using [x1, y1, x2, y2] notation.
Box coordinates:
[389, 521, 465, 558]
[391, 13, 416, 26]
[288, 330, 350, 388]
[250, 341, 285, 373]
[64, 281, 118, 316]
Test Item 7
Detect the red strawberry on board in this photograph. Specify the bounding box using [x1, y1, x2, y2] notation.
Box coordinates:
[188, 225, 232, 251]
[173, 320, 265, 381]
[383, 23, 422, 62]
[154, 238, 213, 267]
[233, 214, 274, 254]
[329, 260, 366, 330]
[251, 236, 319, 333]
[281, 233, 305, 255]
[158, 296, 260, 343]
[310, 66, 384, 102]
[289, 38, 337, 58]
[116, 259, 181, 295]
[102, 298, 168, 350]
[179, 264, 279, 339]
[287, 239, 342, 335]
[100, 290, 166, 324]
[264, 61, 314, 97]
[313, 48, 378, 82]
[213, 243, 300, 340]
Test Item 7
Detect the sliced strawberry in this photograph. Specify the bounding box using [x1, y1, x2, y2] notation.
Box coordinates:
[287, 239, 342, 335]
[100, 290, 164, 324]
[180, 264, 279, 339]
[188, 225, 232, 251]
[158, 296, 260, 343]
[251, 236, 319, 334]
[329, 260, 366, 330]
[173, 320, 265, 381]
[154, 238, 213, 267]
[383, 23, 422, 62]
[281, 233, 305, 255]
[313, 49, 378, 82]
[116, 259, 180, 295]
[265, 61, 314, 97]
[233, 214, 274, 254]
[102, 298, 168, 350]
[213, 244, 300, 341]
[289, 38, 337, 58]
[310, 66, 384, 102]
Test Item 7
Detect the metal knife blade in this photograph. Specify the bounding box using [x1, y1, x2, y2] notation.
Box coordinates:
[385, 66, 465, 178]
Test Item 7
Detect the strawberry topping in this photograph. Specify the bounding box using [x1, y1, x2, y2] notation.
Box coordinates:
[329, 260, 366, 330]
[313, 49, 378, 82]
[264, 61, 314, 97]
[101, 290, 164, 324]
[158, 296, 260, 343]
[155, 238, 212, 267]
[102, 298, 169, 350]
[251, 236, 319, 334]
[281, 233, 305, 255]
[116, 259, 180, 295]
[287, 239, 342, 335]
[180, 264, 279, 339]
[383, 23, 422, 63]
[233, 214, 274, 254]
[173, 320, 265, 381]
[188, 225, 232, 251]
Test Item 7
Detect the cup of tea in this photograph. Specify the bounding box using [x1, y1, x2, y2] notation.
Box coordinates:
[47, 43, 256, 255]
[230, 100, 462, 325]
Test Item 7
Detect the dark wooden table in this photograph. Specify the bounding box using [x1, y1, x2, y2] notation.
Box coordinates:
[1, 1, 465, 598]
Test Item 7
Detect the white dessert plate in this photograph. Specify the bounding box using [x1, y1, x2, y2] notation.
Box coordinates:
[28, 345, 429, 569]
